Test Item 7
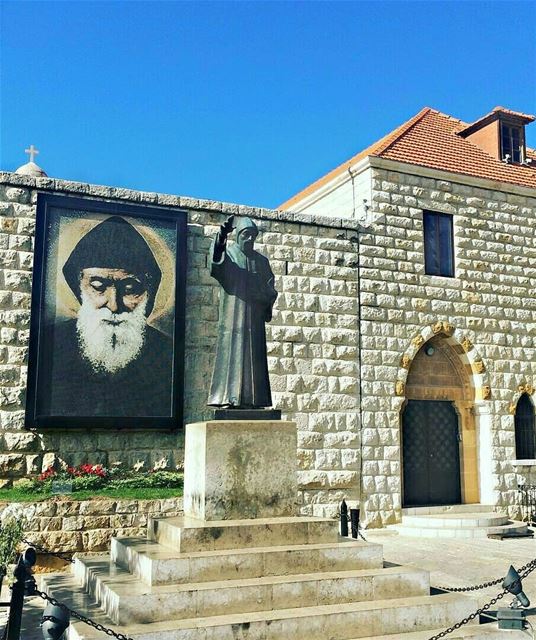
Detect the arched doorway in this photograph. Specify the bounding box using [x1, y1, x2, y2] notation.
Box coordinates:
[401, 335, 478, 507]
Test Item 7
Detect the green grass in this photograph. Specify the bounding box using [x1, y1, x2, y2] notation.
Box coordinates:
[0, 486, 183, 503]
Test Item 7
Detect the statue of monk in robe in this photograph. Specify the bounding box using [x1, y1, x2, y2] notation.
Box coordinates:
[208, 215, 278, 409]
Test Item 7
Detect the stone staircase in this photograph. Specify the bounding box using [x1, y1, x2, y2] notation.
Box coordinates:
[394, 505, 530, 539]
[41, 514, 521, 639]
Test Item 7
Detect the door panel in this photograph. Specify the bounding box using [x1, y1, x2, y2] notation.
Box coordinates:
[402, 400, 461, 507]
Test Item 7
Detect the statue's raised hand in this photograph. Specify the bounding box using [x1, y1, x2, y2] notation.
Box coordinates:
[220, 216, 235, 240]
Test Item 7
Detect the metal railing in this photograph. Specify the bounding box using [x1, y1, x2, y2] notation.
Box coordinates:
[518, 484, 536, 524]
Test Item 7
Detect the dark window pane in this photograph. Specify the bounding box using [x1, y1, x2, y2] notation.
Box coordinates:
[438, 214, 454, 277]
[515, 394, 535, 459]
[513, 148, 521, 163]
[424, 211, 454, 277]
[424, 212, 439, 275]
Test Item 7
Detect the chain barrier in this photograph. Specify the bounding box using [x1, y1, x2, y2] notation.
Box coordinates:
[21, 538, 74, 564]
[434, 557, 536, 593]
[427, 588, 507, 640]
[428, 558, 536, 639]
[32, 586, 134, 640]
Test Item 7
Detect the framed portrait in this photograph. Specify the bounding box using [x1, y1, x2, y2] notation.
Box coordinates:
[25, 194, 187, 430]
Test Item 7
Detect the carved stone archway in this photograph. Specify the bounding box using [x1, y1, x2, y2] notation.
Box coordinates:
[394, 321, 491, 505]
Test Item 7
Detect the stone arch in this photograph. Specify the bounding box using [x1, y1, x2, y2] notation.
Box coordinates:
[395, 321, 487, 506]
[508, 384, 536, 417]
[394, 321, 491, 403]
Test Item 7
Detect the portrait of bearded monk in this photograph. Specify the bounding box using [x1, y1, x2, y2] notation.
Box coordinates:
[44, 216, 173, 417]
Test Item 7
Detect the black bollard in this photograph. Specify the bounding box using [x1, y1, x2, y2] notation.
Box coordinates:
[340, 499, 348, 537]
[6, 548, 36, 640]
[41, 602, 70, 639]
[350, 508, 360, 539]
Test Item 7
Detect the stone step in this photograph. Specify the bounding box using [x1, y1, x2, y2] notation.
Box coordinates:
[358, 623, 527, 639]
[148, 515, 338, 552]
[62, 592, 478, 639]
[112, 537, 384, 585]
[401, 505, 498, 516]
[70, 555, 429, 624]
[400, 513, 509, 529]
[395, 520, 528, 539]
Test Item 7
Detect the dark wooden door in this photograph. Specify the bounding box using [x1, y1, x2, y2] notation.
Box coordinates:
[402, 400, 461, 507]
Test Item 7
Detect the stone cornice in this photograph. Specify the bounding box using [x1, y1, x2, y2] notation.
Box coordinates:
[0, 171, 361, 232]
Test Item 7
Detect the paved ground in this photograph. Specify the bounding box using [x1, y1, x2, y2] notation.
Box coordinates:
[365, 528, 536, 610]
[2, 530, 536, 639]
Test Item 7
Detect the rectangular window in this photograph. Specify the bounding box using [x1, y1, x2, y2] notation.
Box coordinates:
[423, 211, 454, 277]
[501, 122, 524, 163]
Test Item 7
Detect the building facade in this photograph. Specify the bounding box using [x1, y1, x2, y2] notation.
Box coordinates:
[1, 105, 535, 528]
[0, 171, 361, 519]
[280, 106, 536, 526]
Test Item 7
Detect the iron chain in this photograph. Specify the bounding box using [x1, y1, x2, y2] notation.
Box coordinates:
[429, 557, 536, 639]
[435, 557, 536, 593]
[434, 576, 503, 592]
[22, 538, 74, 564]
[33, 588, 134, 640]
[427, 589, 507, 640]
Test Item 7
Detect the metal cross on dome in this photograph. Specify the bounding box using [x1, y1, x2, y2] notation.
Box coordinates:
[24, 144, 39, 163]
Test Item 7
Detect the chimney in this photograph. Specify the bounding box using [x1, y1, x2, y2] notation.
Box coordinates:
[458, 107, 535, 164]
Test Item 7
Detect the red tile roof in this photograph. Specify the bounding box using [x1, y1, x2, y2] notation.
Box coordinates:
[280, 107, 536, 209]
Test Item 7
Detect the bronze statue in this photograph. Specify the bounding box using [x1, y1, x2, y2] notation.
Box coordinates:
[208, 215, 278, 409]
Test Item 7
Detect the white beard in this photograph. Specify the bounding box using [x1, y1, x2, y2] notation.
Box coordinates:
[76, 294, 147, 374]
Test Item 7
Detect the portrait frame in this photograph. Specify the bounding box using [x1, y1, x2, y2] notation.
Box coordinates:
[25, 194, 187, 430]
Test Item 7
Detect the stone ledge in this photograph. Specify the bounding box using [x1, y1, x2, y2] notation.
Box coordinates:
[0, 172, 360, 232]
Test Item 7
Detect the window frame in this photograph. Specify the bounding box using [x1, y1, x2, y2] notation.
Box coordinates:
[500, 120, 525, 164]
[423, 210, 455, 278]
[515, 393, 535, 460]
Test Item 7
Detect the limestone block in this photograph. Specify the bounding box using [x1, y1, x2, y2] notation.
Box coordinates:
[183, 420, 298, 520]
[82, 529, 112, 551]
[0, 453, 25, 475]
[55, 501, 81, 517]
[34, 501, 57, 516]
[298, 470, 328, 489]
[4, 431, 37, 451]
[4, 188, 30, 204]
[115, 500, 139, 514]
[61, 516, 86, 531]
[38, 517, 62, 532]
[25, 454, 41, 474]
[41, 531, 82, 552]
[79, 499, 116, 515]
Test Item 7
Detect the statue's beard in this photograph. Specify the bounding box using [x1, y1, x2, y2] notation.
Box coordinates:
[76, 294, 147, 374]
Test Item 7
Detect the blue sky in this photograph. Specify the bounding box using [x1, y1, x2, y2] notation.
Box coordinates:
[1, 1, 535, 208]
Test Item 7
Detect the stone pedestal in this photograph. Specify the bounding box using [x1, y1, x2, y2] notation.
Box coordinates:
[183, 420, 298, 520]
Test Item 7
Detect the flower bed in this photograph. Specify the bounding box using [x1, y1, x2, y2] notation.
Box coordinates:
[0, 462, 185, 553]
[21, 462, 183, 495]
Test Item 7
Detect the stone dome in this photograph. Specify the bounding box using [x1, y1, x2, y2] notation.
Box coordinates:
[15, 161, 48, 177]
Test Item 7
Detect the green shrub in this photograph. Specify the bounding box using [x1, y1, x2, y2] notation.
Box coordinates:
[108, 471, 183, 490]
[71, 474, 107, 491]
[0, 517, 25, 576]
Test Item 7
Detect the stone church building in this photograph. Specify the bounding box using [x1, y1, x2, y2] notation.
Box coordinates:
[0, 105, 535, 528]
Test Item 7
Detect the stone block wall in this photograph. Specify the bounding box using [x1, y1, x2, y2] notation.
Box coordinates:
[0, 497, 183, 552]
[0, 172, 360, 517]
[360, 166, 536, 526]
